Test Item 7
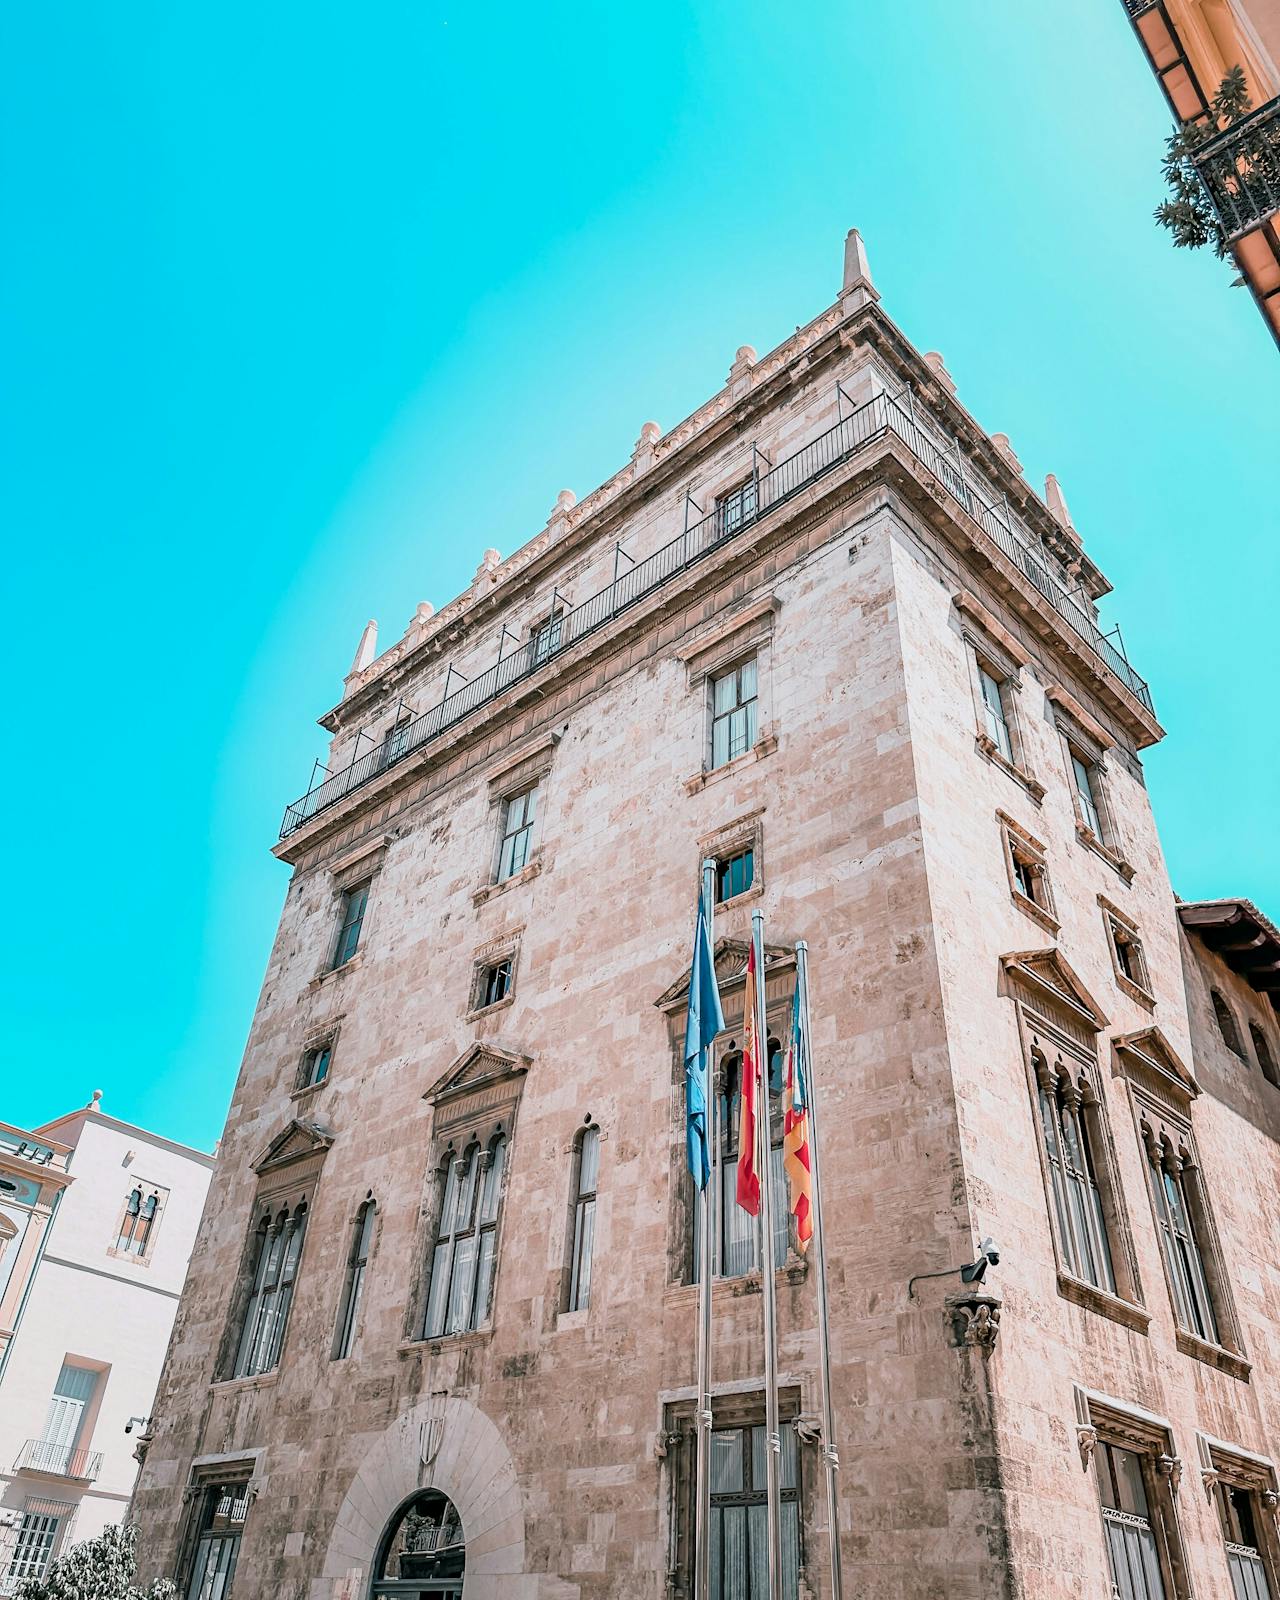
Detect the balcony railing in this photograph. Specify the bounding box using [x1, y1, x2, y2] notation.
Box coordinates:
[1121, 0, 1158, 15]
[280, 392, 1153, 838]
[1194, 96, 1280, 240]
[14, 1438, 103, 1481]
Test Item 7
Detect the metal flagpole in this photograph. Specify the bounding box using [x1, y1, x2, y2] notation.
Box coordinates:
[796, 940, 843, 1600]
[752, 909, 784, 1600]
[693, 858, 718, 1600]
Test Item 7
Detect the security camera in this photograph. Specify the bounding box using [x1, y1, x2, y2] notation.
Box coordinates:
[960, 1238, 1000, 1284]
[125, 1415, 149, 1436]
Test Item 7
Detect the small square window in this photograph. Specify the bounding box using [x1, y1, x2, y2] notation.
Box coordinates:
[497, 786, 539, 882]
[715, 477, 758, 537]
[715, 847, 755, 904]
[1103, 903, 1152, 1000]
[999, 813, 1056, 929]
[332, 882, 370, 969]
[710, 659, 758, 770]
[301, 1042, 333, 1089]
[481, 958, 513, 1009]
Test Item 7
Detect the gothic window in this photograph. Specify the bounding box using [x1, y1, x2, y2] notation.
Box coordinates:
[1141, 1126, 1219, 1345]
[115, 1186, 160, 1256]
[331, 882, 370, 969]
[1251, 1023, 1279, 1088]
[1033, 1048, 1116, 1294]
[182, 1476, 252, 1600]
[710, 659, 758, 770]
[423, 1136, 506, 1339]
[1096, 1439, 1170, 1600]
[497, 787, 538, 882]
[692, 1039, 788, 1282]
[333, 1198, 375, 1360]
[566, 1126, 600, 1313]
[232, 1202, 308, 1377]
[372, 1491, 465, 1600]
[1213, 990, 1245, 1057]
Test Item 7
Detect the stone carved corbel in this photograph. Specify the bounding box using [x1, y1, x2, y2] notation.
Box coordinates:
[1077, 1424, 1099, 1472]
[946, 1289, 1002, 1354]
[1201, 1465, 1222, 1500]
[792, 1415, 823, 1447]
[653, 1429, 681, 1461]
[1262, 1489, 1279, 1513]
[1157, 1455, 1183, 1497]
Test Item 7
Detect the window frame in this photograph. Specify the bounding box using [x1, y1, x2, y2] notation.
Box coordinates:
[714, 846, 756, 906]
[1250, 1021, 1279, 1088]
[333, 1196, 376, 1361]
[176, 1469, 255, 1600]
[1198, 1436, 1280, 1600]
[421, 1134, 508, 1341]
[565, 1124, 600, 1314]
[714, 475, 759, 538]
[1101, 898, 1155, 1005]
[229, 1199, 310, 1380]
[331, 879, 371, 971]
[997, 811, 1057, 932]
[708, 656, 760, 772]
[495, 785, 540, 884]
[110, 1181, 167, 1264]
[1212, 989, 1246, 1058]
[298, 1040, 334, 1092]
[6, 1500, 76, 1589]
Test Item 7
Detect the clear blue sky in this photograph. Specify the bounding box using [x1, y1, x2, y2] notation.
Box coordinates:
[2, 3, 1274, 1151]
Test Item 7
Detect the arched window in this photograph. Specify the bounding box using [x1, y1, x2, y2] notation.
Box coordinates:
[694, 1037, 788, 1282]
[233, 1201, 308, 1377]
[1033, 1050, 1116, 1293]
[372, 1490, 464, 1599]
[567, 1126, 600, 1313]
[1249, 1023, 1278, 1087]
[334, 1198, 376, 1359]
[423, 1136, 506, 1339]
[1212, 990, 1245, 1057]
[116, 1187, 160, 1256]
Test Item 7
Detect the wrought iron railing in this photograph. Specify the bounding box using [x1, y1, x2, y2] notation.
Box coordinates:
[1194, 97, 1280, 240]
[1121, 0, 1158, 14]
[280, 392, 1153, 837]
[14, 1439, 103, 1481]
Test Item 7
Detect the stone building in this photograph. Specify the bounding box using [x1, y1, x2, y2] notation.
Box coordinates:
[0, 1094, 213, 1591]
[133, 231, 1280, 1600]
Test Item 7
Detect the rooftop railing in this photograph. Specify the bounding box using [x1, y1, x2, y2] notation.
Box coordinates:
[1194, 96, 1280, 240]
[14, 1438, 103, 1482]
[280, 391, 1152, 838]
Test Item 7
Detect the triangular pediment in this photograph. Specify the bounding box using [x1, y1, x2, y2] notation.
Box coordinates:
[655, 938, 795, 1013]
[251, 1118, 334, 1177]
[1001, 949, 1109, 1030]
[1113, 1026, 1198, 1104]
[424, 1042, 531, 1108]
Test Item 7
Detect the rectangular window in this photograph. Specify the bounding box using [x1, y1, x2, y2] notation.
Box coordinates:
[233, 1203, 308, 1377]
[332, 883, 369, 969]
[184, 1477, 252, 1600]
[1142, 1130, 1218, 1345]
[301, 1043, 332, 1089]
[978, 663, 1015, 765]
[480, 959, 513, 1009]
[710, 659, 758, 770]
[6, 1502, 73, 1589]
[497, 787, 538, 882]
[379, 718, 410, 768]
[532, 613, 563, 666]
[707, 1423, 801, 1600]
[1071, 748, 1104, 839]
[1219, 1482, 1274, 1600]
[1001, 816, 1056, 924]
[715, 477, 757, 537]
[1097, 1440, 1168, 1600]
[33, 1363, 99, 1475]
[333, 1201, 375, 1360]
[715, 848, 755, 904]
[1106, 910, 1152, 997]
[567, 1127, 600, 1313]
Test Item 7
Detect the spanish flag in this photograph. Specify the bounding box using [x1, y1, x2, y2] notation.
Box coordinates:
[735, 942, 762, 1216]
[782, 988, 814, 1253]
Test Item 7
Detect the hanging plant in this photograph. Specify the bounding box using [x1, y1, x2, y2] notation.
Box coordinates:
[1154, 66, 1252, 281]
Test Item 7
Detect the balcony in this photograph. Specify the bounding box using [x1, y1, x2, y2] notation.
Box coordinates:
[13, 1437, 103, 1482]
[280, 392, 1154, 840]
[1194, 96, 1280, 240]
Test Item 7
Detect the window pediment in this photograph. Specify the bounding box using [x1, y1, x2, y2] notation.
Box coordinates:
[1001, 949, 1109, 1032]
[425, 1044, 530, 1138]
[1113, 1026, 1198, 1108]
[250, 1118, 335, 1178]
[655, 937, 794, 1015]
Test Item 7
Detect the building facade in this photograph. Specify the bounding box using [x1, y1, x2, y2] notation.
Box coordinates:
[133, 232, 1280, 1600]
[0, 1095, 214, 1592]
[1122, 0, 1280, 342]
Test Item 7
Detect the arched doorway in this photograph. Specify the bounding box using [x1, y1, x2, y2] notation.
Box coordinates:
[371, 1490, 465, 1600]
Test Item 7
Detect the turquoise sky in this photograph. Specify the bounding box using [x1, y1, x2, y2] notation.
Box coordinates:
[2, 3, 1274, 1151]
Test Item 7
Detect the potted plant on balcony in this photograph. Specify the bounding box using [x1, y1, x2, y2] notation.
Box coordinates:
[1154, 65, 1265, 275]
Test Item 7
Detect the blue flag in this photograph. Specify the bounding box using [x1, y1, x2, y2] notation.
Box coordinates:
[684, 902, 725, 1189]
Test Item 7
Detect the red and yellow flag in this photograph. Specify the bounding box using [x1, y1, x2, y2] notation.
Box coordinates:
[735, 942, 761, 1216]
[782, 988, 813, 1253]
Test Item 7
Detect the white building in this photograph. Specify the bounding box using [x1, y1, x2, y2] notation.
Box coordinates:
[0, 1093, 213, 1593]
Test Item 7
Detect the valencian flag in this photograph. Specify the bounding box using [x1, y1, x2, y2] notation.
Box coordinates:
[735, 942, 762, 1216]
[782, 987, 814, 1253]
[683, 900, 725, 1189]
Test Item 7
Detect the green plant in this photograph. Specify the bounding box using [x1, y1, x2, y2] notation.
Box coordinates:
[1154, 65, 1251, 277]
[13, 1522, 175, 1600]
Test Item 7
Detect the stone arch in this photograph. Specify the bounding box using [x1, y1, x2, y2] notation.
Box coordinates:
[318, 1395, 544, 1600]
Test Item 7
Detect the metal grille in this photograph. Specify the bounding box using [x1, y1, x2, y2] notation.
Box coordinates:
[280, 391, 1154, 838]
[12, 1438, 103, 1480]
[1194, 97, 1280, 242]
